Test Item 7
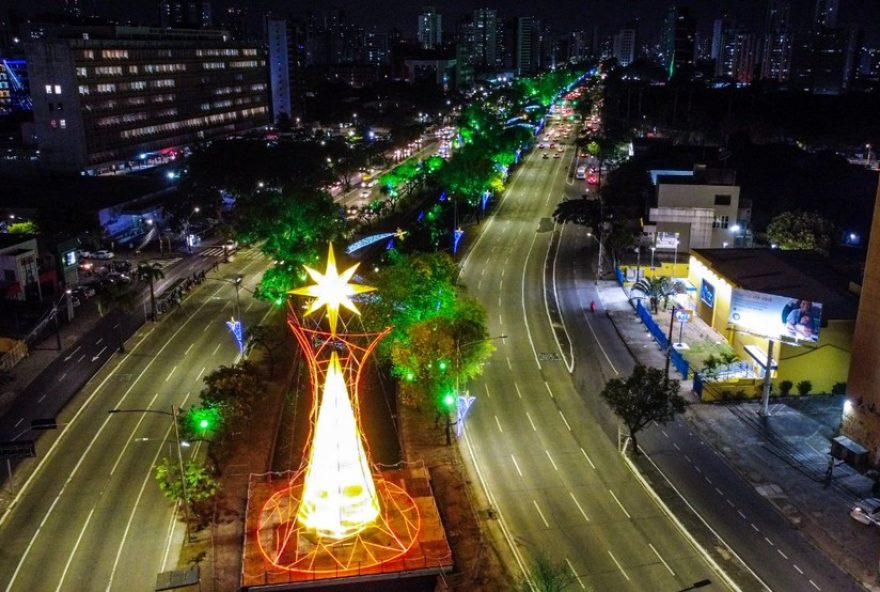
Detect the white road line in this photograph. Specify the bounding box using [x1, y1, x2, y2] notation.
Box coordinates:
[532, 499, 550, 528]
[751, 523, 760, 532]
[544, 381, 554, 398]
[13, 418, 23, 428]
[212, 342, 222, 355]
[544, 221, 574, 373]
[484, 384, 492, 399]
[37, 394, 47, 404]
[160, 505, 178, 571]
[662, 430, 669, 438]
[164, 365, 177, 382]
[558, 410, 571, 431]
[499, 279, 503, 291]
[715, 487, 724, 496]
[498, 313, 503, 326]
[511, 454, 523, 477]
[196, 366, 206, 381]
[607, 550, 630, 581]
[684, 454, 692, 463]
[57, 372, 67, 383]
[609, 489, 631, 518]
[184, 342, 195, 355]
[506, 356, 512, 370]
[478, 279, 483, 290]
[569, 492, 590, 523]
[109, 393, 160, 476]
[53, 507, 95, 592]
[95, 338, 103, 345]
[726, 499, 735, 507]
[764, 537, 774, 546]
[77, 354, 85, 362]
[545, 450, 559, 471]
[737, 510, 747, 519]
[705, 476, 712, 484]
[777, 549, 788, 560]
[673, 442, 681, 451]
[526, 411, 537, 431]
[809, 580, 821, 590]
[105, 421, 175, 592]
[580, 447, 596, 469]
[793, 565, 803, 575]
[494, 415, 503, 433]
[520, 230, 543, 369]
[649, 542, 676, 577]
[514, 383, 522, 399]
[564, 558, 586, 590]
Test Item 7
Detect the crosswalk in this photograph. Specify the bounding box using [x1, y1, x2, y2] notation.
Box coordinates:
[199, 247, 228, 258]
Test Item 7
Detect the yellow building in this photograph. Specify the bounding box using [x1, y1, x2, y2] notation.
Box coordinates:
[687, 249, 857, 394]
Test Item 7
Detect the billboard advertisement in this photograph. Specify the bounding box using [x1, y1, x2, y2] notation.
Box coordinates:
[728, 288, 822, 343]
[700, 280, 715, 308]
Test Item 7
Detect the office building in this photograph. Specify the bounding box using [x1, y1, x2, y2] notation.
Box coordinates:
[814, 0, 839, 29]
[663, 6, 696, 77]
[25, 25, 268, 173]
[472, 8, 498, 68]
[514, 17, 538, 75]
[363, 29, 389, 67]
[715, 25, 759, 83]
[612, 28, 636, 67]
[761, 0, 792, 81]
[710, 18, 730, 62]
[790, 27, 860, 94]
[266, 18, 306, 122]
[417, 7, 442, 49]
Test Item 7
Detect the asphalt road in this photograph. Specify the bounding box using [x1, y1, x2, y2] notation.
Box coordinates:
[554, 223, 862, 592]
[0, 246, 273, 592]
[457, 126, 735, 592]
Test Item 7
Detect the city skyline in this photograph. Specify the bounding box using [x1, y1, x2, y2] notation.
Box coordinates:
[4, 0, 880, 44]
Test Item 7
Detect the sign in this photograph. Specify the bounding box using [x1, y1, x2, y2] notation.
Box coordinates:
[675, 309, 692, 322]
[700, 280, 715, 308]
[0, 440, 36, 459]
[655, 231, 681, 250]
[728, 288, 822, 343]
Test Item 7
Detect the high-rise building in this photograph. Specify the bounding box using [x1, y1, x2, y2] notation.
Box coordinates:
[25, 25, 267, 173]
[790, 27, 859, 94]
[363, 28, 389, 67]
[612, 28, 636, 67]
[417, 7, 442, 49]
[711, 18, 730, 62]
[472, 8, 498, 68]
[715, 26, 759, 83]
[266, 18, 306, 123]
[663, 6, 696, 77]
[761, 0, 792, 81]
[514, 17, 537, 75]
[566, 30, 588, 62]
[814, 0, 839, 29]
[159, 0, 213, 29]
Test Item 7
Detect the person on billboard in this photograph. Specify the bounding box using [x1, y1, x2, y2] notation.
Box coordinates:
[785, 299, 818, 341]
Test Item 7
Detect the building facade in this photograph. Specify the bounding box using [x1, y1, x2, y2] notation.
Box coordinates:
[612, 29, 636, 67]
[417, 7, 442, 49]
[266, 18, 306, 122]
[25, 25, 267, 173]
[663, 6, 696, 77]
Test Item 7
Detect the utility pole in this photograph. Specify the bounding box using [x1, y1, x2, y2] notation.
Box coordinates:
[759, 339, 775, 417]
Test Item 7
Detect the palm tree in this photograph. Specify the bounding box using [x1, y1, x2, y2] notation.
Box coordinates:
[136, 262, 165, 320]
[97, 283, 136, 352]
[629, 276, 681, 314]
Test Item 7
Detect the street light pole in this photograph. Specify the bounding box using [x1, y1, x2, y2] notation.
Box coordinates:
[109, 406, 192, 541]
[449, 334, 507, 444]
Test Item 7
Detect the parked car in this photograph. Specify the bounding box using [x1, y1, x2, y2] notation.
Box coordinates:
[851, 498, 880, 526]
[92, 250, 115, 259]
[76, 249, 93, 259]
[542, 153, 549, 159]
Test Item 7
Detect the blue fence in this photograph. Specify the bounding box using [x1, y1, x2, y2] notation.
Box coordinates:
[615, 267, 625, 286]
[635, 302, 690, 379]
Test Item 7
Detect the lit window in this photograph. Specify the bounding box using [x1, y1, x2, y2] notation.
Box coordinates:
[54, 85, 62, 94]
[59, 119, 67, 129]
[78, 85, 90, 94]
[45, 84, 53, 94]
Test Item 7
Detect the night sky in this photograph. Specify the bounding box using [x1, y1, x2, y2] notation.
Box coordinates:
[6, 0, 880, 44]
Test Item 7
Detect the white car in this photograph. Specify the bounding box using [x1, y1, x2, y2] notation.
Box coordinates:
[92, 250, 115, 259]
[851, 498, 880, 526]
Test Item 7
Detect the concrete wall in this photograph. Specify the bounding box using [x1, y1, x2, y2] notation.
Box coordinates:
[657, 183, 741, 248]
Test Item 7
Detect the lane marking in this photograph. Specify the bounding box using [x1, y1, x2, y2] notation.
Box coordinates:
[737, 510, 747, 520]
[57, 372, 67, 383]
[649, 542, 676, 577]
[196, 366, 206, 381]
[506, 356, 512, 370]
[673, 442, 681, 451]
[212, 342, 222, 355]
[607, 550, 630, 581]
[184, 342, 195, 355]
[109, 392, 160, 476]
[544, 221, 574, 373]
[37, 394, 47, 404]
[511, 454, 523, 477]
[484, 384, 492, 399]
[564, 557, 586, 590]
[793, 565, 803, 575]
[609, 489, 631, 518]
[569, 492, 590, 523]
[532, 499, 550, 528]
[764, 537, 774, 546]
[750, 523, 760, 532]
[580, 447, 596, 469]
[494, 415, 503, 433]
[777, 549, 788, 560]
[525, 412, 537, 431]
[545, 450, 559, 471]
[519, 230, 543, 369]
[514, 383, 522, 399]
[164, 365, 177, 382]
[558, 410, 571, 431]
[53, 507, 95, 592]
[544, 381, 554, 399]
[95, 338, 103, 346]
[13, 418, 23, 428]
[810, 580, 821, 590]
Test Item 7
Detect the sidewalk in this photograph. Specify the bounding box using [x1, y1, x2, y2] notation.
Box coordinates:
[596, 278, 880, 591]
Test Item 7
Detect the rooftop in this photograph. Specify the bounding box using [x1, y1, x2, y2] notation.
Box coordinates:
[693, 248, 859, 321]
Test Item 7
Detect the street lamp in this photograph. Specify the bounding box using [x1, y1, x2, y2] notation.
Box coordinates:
[448, 334, 507, 444]
[182, 206, 200, 254]
[672, 233, 680, 277]
[634, 246, 641, 282]
[108, 406, 192, 541]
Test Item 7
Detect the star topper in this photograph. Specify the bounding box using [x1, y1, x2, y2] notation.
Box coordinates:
[289, 244, 375, 336]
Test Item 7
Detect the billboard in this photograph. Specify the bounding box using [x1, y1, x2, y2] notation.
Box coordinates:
[728, 288, 822, 343]
[700, 280, 715, 308]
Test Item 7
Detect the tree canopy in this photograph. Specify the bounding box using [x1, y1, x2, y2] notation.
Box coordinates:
[765, 210, 835, 253]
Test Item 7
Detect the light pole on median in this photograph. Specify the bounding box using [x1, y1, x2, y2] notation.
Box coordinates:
[448, 334, 507, 445]
[108, 405, 192, 542]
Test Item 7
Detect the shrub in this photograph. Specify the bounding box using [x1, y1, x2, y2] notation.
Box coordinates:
[832, 382, 847, 395]
[796, 380, 813, 396]
[778, 380, 793, 396]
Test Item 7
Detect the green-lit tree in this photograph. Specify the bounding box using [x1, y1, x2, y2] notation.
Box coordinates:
[516, 554, 577, 592]
[600, 365, 687, 455]
[97, 284, 136, 353]
[136, 262, 165, 320]
[629, 276, 681, 313]
[200, 361, 264, 422]
[765, 211, 834, 254]
[155, 458, 220, 528]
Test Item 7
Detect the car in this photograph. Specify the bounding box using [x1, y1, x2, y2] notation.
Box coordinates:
[549, 143, 555, 149]
[360, 188, 371, 198]
[851, 498, 880, 525]
[553, 152, 562, 158]
[587, 174, 598, 185]
[92, 250, 115, 259]
[542, 153, 549, 159]
[576, 166, 587, 179]
[76, 249, 93, 259]
[538, 143, 546, 149]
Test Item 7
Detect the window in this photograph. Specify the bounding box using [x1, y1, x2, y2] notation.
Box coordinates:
[95, 66, 123, 76]
[78, 85, 90, 95]
[101, 49, 129, 59]
[713, 215, 730, 229]
[45, 84, 53, 94]
[129, 65, 139, 74]
[48, 102, 54, 111]
[54, 85, 62, 94]
[59, 119, 67, 129]
[82, 50, 94, 60]
[76, 67, 88, 77]
[714, 194, 731, 206]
